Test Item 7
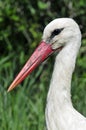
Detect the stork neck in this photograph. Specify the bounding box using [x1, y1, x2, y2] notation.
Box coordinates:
[48, 40, 80, 104]
[46, 39, 81, 130]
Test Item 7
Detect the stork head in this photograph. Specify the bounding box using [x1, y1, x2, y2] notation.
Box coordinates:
[7, 18, 81, 92]
[43, 18, 81, 50]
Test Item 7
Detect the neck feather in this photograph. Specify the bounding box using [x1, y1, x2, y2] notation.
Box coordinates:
[45, 39, 81, 130]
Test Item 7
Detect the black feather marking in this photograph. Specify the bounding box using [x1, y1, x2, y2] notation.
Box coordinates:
[51, 28, 64, 39]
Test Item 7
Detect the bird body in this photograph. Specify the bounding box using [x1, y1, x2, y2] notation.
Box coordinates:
[8, 18, 86, 130]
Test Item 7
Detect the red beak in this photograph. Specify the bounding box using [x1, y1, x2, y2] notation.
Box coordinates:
[7, 41, 54, 92]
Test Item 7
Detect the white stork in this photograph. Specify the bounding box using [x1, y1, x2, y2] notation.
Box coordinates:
[8, 18, 86, 130]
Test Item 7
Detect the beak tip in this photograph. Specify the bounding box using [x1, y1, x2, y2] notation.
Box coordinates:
[7, 83, 15, 92]
[7, 86, 12, 92]
[7, 88, 10, 92]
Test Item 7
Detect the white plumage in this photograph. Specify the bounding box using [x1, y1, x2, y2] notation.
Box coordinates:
[43, 18, 86, 130]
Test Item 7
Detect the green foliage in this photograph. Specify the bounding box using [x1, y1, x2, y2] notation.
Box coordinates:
[0, 0, 86, 130]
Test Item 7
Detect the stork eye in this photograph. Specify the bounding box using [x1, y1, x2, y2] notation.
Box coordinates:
[51, 28, 64, 38]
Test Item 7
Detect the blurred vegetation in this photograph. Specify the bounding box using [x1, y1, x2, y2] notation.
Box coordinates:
[0, 0, 86, 130]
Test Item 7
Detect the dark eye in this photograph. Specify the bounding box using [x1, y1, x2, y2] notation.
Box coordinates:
[51, 28, 64, 38]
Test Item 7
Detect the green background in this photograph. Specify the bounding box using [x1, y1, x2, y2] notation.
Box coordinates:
[0, 0, 86, 130]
